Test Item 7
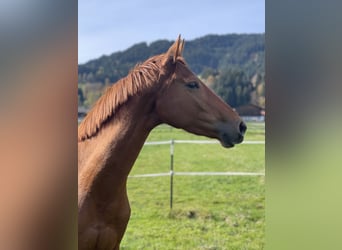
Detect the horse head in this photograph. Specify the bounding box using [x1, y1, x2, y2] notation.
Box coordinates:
[155, 35, 246, 148]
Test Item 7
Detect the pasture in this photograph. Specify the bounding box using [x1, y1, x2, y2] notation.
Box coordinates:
[121, 122, 265, 249]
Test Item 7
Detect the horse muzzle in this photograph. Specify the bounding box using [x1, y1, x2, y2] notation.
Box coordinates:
[217, 120, 247, 148]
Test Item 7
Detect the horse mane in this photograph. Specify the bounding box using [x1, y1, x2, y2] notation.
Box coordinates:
[78, 56, 165, 141]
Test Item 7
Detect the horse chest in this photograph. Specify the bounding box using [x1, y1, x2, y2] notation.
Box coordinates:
[79, 194, 131, 249]
[79, 225, 118, 250]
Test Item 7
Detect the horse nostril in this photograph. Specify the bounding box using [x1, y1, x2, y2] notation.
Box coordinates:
[239, 121, 247, 136]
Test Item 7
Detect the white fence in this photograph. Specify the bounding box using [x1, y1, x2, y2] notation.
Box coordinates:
[128, 139, 265, 208]
[131, 139, 265, 177]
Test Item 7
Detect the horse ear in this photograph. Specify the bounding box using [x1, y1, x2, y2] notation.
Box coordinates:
[163, 35, 184, 65]
[179, 39, 185, 55]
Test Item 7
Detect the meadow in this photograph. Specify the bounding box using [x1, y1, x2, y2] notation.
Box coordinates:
[121, 122, 265, 249]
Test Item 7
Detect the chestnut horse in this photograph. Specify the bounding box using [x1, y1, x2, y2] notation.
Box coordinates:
[78, 36, 246, 249]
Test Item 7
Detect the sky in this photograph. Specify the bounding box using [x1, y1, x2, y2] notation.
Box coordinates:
[78, 0, 265, 64]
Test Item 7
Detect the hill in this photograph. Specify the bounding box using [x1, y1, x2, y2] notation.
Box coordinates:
[78, 34, 264, 84]
[78, 34, 265, 109]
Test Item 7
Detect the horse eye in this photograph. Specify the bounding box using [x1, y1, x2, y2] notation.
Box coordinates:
[186, 82, 199, 89]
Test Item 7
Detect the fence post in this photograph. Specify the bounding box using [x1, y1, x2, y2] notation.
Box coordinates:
[170, 139, 174, 209]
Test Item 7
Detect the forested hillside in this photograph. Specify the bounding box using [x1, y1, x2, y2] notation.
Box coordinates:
[78, 34, 265, 109]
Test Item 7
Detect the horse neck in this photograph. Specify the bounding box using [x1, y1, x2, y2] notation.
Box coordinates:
[78, 91, 160, 206]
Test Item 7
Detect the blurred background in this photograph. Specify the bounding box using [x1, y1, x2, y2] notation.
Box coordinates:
[0, 1, 77, 249]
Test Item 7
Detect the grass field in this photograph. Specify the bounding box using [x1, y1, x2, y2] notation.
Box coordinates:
[121, 122, 265, 249]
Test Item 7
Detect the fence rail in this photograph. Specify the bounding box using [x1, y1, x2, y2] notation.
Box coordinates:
[129, 171, 265, 178]
[129, 139, 265, 209]
[144, 140, 264, 146]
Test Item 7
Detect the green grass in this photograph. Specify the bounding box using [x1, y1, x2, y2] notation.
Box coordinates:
[121, 122, 265, 249]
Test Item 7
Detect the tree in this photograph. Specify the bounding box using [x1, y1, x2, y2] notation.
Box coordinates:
[78, 87, 85, 106]
[250, 73, 265, 108]
[211, 69, 253, 107]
